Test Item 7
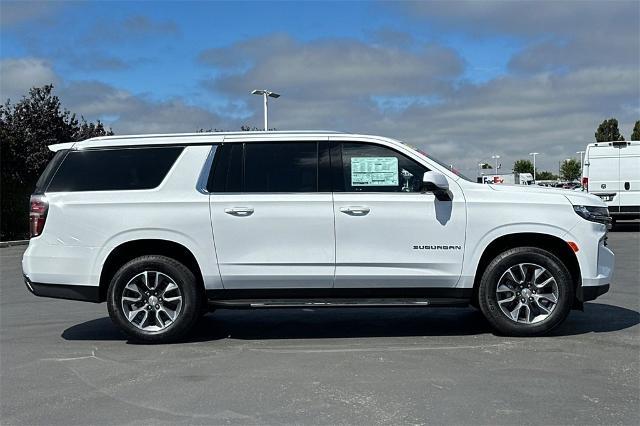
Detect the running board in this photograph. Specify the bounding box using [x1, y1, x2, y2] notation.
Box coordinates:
[208, 298, 469, 309]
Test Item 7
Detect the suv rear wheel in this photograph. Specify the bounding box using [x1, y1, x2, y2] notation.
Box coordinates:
[107, 255, 202, 343]
[478, 247, 574, 336]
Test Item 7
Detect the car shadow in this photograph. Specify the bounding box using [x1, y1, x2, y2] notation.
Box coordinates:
[62, 302, 639, 344]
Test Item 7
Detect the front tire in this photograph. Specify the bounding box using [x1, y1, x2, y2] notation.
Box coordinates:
[478, 247, 574, 336]
[107, 255, 202, 343]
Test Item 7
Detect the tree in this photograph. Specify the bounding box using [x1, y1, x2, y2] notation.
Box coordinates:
[536, 170, 557, 180]
[631, 120, 640, 141]
[560, 159, 581, 181]
[595, 118, 624, 142]
[1, 85, 113, 240]
[480, 163, 492, 169]
[513, 159, 534, 174]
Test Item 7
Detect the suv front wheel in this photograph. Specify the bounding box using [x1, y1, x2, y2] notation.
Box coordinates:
[478, 247, 574, 336]
[107, 255, 202, 343]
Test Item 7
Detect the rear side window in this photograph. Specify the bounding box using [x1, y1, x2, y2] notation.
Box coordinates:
[46, 147, 184, 192]
[209, 143, 242, 192]
[244, 142, 317, 192]
[208, 142, 322, 193]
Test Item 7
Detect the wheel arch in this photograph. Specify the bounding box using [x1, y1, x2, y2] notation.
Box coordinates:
[471, 233, 581, 307]
[98, 239, 205, 302]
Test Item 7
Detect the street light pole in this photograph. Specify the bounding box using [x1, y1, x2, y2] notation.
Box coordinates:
[529, 152, 539, 184]
[576, 151, 585, 173]
[262, 92, 268, 130]
[491, 155, 500, 174]
[251, 89, 280, 131]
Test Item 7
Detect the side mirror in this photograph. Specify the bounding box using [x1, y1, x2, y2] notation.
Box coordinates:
[422, 171, 450, 200]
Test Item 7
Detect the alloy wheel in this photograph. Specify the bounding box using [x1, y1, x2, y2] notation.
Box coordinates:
[121, 271, 183, 332]
[495, 263, 559, 324]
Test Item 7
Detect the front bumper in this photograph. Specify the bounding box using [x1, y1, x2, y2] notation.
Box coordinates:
[24, 274, 101, 303]
[575, 231, 614, 303]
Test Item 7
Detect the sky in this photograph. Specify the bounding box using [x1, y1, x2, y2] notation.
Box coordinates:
[1, 0, 638, 176]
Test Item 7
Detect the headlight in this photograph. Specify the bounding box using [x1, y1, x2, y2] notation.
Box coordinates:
[573, 205, 611, 227]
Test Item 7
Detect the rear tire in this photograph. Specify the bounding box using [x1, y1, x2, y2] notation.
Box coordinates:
[478, 247, 573, 336]
[107, 255, 202, 343]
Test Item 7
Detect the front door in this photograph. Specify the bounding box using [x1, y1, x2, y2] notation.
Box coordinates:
[209, 141, 335, 288]
[331, 141, 466, 288]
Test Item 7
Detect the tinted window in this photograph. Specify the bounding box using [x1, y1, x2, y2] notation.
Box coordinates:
[209, 144, 242, 192]
[337, 142, 428, 192]
[47, 147, 183, 192]
[34, 150, 68, 194]
[244, 142, 318, 192]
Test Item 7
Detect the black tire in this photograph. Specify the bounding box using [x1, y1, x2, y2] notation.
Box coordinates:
[478, 247, 574, 336]
[107, 255, 202, 343]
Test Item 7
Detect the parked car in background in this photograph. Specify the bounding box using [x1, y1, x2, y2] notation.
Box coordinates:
[563, 182, 581, 190]
[479, 173, 533, 185]
[582, 140, 640, 222]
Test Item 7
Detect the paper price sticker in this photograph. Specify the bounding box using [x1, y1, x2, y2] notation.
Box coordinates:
[351, 157, 398, 186]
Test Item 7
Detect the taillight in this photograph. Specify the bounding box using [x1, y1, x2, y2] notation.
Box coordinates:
[29, 195, 49, 238]
[582, 176, 588, 190]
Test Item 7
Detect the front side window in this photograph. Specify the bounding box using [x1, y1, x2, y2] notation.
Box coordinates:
[335, 142, 429, 192]
[46, 146, 184, 192]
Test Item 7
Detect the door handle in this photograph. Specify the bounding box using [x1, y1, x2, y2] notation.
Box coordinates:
[339, 206, 370, 216]
[225, 207, 254, 217]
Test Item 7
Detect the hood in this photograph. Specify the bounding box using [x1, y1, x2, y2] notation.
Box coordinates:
[489, 184, 606, 207]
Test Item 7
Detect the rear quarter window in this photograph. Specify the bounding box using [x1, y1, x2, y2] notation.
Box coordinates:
[34, 150, 69, 194]
[46, 146, 184, 192]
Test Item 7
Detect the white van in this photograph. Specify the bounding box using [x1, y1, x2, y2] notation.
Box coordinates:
[582, 141, 640, 221]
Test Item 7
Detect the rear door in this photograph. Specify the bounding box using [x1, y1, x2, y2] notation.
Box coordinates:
[330, 139, 466, 288]
[586, 144, 620, 211]
[208, 140, 335, 289]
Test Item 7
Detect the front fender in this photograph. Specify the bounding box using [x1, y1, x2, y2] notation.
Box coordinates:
[458, 222, 574, 288]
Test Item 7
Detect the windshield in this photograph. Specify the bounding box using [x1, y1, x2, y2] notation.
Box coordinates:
[399, 142, 474, 182]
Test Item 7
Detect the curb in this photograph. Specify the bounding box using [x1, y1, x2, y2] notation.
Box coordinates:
[0, 240, 29, 248]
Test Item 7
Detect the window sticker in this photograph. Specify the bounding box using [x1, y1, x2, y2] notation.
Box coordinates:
[351, 157, 398, 186]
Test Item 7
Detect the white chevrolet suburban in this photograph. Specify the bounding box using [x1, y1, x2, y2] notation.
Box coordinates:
[22, 131, 614, 342]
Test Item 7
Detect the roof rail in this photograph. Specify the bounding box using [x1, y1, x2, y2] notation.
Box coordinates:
[85, 130, 345, 142]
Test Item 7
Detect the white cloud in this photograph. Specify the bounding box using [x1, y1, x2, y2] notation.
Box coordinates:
[3, 1, 638, 176]
[396, 0, 638, 38]
[0, 1, 60, 28]
[200, 34, 464, 99]
[61, 81, 235, 134]
[195, 30, 638, 173]
[0, 58, 59, 102]
[0, 58, 233, 134]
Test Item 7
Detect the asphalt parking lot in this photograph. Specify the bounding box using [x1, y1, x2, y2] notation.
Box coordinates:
[1, 224, 639, 425]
